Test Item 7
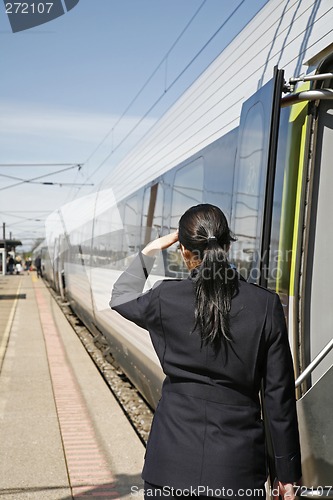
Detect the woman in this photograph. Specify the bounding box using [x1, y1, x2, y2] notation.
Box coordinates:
[110, 204, 301, 499]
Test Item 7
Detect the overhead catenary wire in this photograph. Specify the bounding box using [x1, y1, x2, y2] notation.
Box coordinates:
[0, 171, 92, 186]
[0, 163, 78, 167]
[103, 0, 313, 193]
[114, 0, 325, 188]
[0, 210, 52, 213]
[0, 213, 47, 221]
[94, 0, 285, 196]
[0, 164, 82, 192]
[0, 211, 52, 229]
[77, 0, 246, 193]
[68, 1, 207, 203]
[41, 182, 94, 186]
[5, 219, 47, 227]
[83, 0, 208, 168]
[0, 165, 84, 245]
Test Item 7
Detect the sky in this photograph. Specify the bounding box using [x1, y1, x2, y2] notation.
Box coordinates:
[1, 0, 269, 252]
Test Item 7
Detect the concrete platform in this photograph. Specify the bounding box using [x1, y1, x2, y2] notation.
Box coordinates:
[0, 274, 145, 500]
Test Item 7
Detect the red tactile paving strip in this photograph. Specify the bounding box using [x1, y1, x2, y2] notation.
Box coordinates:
[34, 285, 120, 499]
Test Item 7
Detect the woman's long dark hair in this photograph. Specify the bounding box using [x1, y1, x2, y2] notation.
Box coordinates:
[178, 204, 238, 348]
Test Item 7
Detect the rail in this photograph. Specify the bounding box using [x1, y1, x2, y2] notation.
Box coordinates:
[281, 89, 333, 107]
[289, 72, 333, 83]
[295, 338, 333, 388]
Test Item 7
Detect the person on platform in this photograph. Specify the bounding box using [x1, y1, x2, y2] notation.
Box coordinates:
[7, 255, 15, 275]
[34, 255, 43, 278]
[15, 260, 23, 275]
[25, 257, 32, 272]
[110, 204, 302, 500]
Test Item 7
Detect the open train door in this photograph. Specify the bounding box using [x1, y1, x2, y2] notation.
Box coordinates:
[282, 55, 333, 496]
[230, 67, 284, 286]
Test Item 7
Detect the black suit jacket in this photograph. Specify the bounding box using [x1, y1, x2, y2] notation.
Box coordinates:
[110, 253, 302, 492]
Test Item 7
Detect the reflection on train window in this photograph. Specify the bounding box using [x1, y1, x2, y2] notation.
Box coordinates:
[70, 222, 93, 266]
[231, 102, 265, 281]
[266, 106, 296, 309]
[167, 159, 204, 277]
[171, 158, 204, 228]
[142, 183, 164, 246]
[93, 192, 143, 271]
[91, 195, 124, 268]
[91, 202, 125, 269]
[123, 194, 141, 256]
[204, 128, 238, 220]
[142, 182, 167, 276]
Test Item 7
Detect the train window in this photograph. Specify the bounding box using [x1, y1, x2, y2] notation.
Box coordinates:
[167, 158, 204, 277]
[230, 76, 280, 283]
[204, 128, 238, 220]
[91, 200, 125, 269]
[123, 193, 141, 256]
[141, 182, 167, 276]
[142, 183, 164, 246]
[230, 101, 265, 281]
[265, 104, 305, 309]
[170, 158, 204, 229]
[70, 221, 94, 267]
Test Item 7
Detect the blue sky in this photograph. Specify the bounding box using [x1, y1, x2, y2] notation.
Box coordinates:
[0, 0, 269, 251]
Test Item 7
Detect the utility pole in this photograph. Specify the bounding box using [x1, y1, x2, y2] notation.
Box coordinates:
[1, 223, 6, 276]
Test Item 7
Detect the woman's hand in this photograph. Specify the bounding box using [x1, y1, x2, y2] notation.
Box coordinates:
[273, 478, 301, 500]
[142, 231, 179, 257]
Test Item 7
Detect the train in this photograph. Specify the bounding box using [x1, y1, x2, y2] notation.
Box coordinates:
[36, 0, 333, 494]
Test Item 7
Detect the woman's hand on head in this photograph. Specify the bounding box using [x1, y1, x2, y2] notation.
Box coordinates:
[142, 231, 179, 257]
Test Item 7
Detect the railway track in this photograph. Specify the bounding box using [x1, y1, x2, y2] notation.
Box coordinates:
[47, 283, 154, 446]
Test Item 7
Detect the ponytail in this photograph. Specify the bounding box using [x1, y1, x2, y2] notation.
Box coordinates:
[193, 239, 238, 348]
[178, 204, 238, 350]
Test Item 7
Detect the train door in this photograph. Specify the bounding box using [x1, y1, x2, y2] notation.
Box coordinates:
[288, 58, 333, 491]
[57, 234, 67, 300]
[230, 68, 284, 284]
